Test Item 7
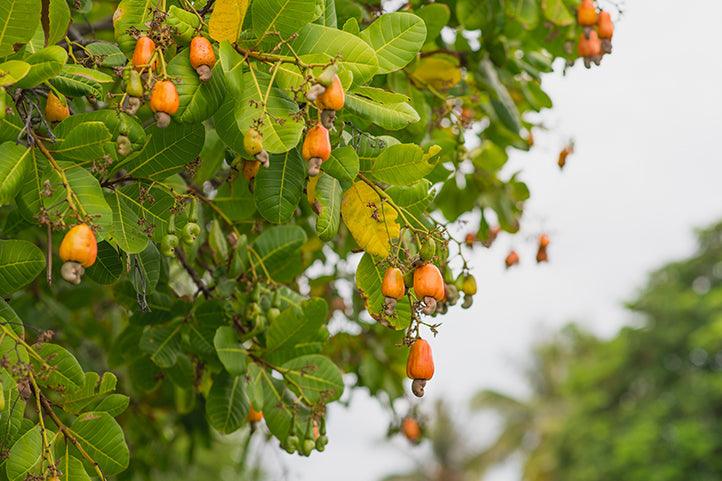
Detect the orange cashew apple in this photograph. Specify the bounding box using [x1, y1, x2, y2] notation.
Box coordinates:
[132, 35, 156, 72]
[301, 123, 331, 176]
[247, 406, 263, 423]
[413, 263, 445, 314]
[45, 93, 70, 122]
[150, 80, 180, 128]
[406, 339, 434, 397]
[59, 224, 97, 285]
[189, 36, 216, 81]
[381, 267, 405, 315]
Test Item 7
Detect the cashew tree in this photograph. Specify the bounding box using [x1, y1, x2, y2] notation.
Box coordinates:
[0, 0, 617, 479]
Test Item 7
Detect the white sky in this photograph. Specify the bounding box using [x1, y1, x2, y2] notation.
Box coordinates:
[263, 1, 722, 480]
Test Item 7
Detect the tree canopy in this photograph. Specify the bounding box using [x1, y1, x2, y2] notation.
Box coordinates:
[0, 0, 616, 479]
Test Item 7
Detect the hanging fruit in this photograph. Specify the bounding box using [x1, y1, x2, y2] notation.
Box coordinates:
[132, 35, 156, 72]
[597, 10, 614, 54]
[536, 233, 550, 263]
[505, 250, 520, 269]
[247, 407, 263, 423]
[464, 232, 475, 248]
[45, 92, 70, 122]
[161, 214, 179, 257]
[577, 0, 598, 33]
[243, 128, 269, 167]
[149, 80, 180, 128]
[242, 159, 261, 185]
[578, 31, 602, 69]
[481, 225, 500, 248]
[181, 201, 201, 246]
[401, 416, 422, 444]
[382, 267, 405, 315]
[59, 224, 97, 285]
[558, 143, 574, 170]
[406, 338, 434, 397]
[301, 123, 331, 176]
[413, 263, 445, 314]
[317, 73, 345, 128]
[419, 238, 436, 261]
[189, 36, 216, 81]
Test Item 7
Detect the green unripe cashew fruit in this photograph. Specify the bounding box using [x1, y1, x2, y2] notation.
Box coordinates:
[160, 233, 179, 257]
[126, 69, 144, 97]
[267, 307, 281, 323]
[461, 274, 477, 296]
[301, 438, 316, 456]
[284, 434, 299, 453]
[182, 222, 201, 245]
[419, 238, 436, 261]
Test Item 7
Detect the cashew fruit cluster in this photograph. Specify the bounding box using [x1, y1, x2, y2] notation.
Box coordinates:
[576, 0, 615, 68]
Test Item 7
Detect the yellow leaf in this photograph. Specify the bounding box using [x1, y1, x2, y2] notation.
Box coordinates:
[410, 55, 462, 91]
[209, 0, 249, 43]
[341, 181, 400, 258]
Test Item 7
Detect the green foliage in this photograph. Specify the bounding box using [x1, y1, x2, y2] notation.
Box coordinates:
[0, 0, 603, 478]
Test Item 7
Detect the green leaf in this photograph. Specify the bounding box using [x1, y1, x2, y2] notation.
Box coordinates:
[289, 23, 379, 86]
[167, 49, 226, 123]
[0, 239, 44, 296]
[416, 4, 450, 43]
[254, 149, 305, 224]
[369, 143, 441, 186]
[235, 70, 304, 154]
[264, 298, 327, 364]
[213, 172, 256, 221]
[252, 0, 317, 38]
[355, 253, 412, 329]
[18, 160, 114, 237]
[61, 456, 92, 481]
[84, 41, 127, 67]
[113, 0, 160, 55]
[0, 60, 30, 87]
[214, 326, 248, 375]
[6, 425, 42, 481]
[167, 5, 201, 43]
[206, 372, 249, 434]
[316, 0, 336, 27]
[63, 372, 120, 414]
[131, 242, 160, 294]
[50, 121, 113, 165]
[505, 0, 540, 29]
[250, 225, 307, 282]
[115, 123, 205, 180]
[0, 0, 41, 57]
[0, 142, 31, 205]
[314, 173, 342, 241]
[140, 321, 184, 368]
[49, 64, 112, 98]
[280, 354, 344, 404]
[359, 12, 426, 74]
[346, 88, 420, 130]
[14, 46, 66, 88]
[480, 58, 522, 133]
[85, 241, 122, 284]
[53, 111, 145, 160]
[322, 145, 358, 187]
[106, 190, 150, 254]
[69, 412, 129, 476]
[0, 375, 26, 445]
[188, 301, 226, 358]
[541, 0, 575, 26]
[34, 343, 85, 390]
[387, 179, 434, 229]
[114, 183, 178, 243]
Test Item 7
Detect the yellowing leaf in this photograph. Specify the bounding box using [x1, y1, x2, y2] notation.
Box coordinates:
[410, 55, 462, 91]
[341, 181, 400, 258]
[209, 0, 249, 42]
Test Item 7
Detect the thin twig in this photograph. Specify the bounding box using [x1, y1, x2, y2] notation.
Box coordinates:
[175, 248, 211, 299]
